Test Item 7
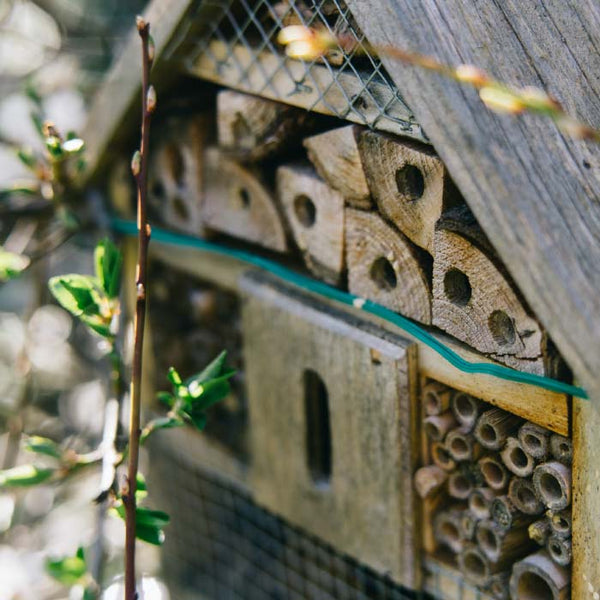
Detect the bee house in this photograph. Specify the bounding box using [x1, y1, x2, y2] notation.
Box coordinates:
[84, 1, 600, 598]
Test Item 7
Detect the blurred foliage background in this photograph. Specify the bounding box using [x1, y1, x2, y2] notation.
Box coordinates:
[0, 2, 178, 598]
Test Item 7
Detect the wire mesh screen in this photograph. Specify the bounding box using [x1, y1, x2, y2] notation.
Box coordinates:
[151, 439, 426, 600]
[166, 0, 427, 141]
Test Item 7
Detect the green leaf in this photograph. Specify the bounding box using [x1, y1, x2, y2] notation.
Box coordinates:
[0, 248, 30, 281]
[135, 506, 170, 528]
[167, 367, 183, 387]
[184, 350, 230, 388]
[0, 464, 54, 487]
[140, 416, 184, 445]
[46, 548, 87, 586]
[24, 436, 61, 459]
[17, 148, 37, 169]
[188, 377, 232, 411]
[135, 523, 166, 545]
[45, 135, 63, 158]
[0, 183, 38, 201]
[94, 238, 122, 298]
[48, 274, 102, 317]
[31, 112, 44, 137]
[156, 391, 175, 408]
[182, 409, 207, 431]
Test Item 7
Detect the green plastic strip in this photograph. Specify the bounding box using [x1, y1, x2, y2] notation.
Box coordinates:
[112, 218, 587, 399]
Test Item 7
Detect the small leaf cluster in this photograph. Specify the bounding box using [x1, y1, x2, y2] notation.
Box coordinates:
[110, 474, 170, 546]
[142, 350, 235, 442]
[46, 547, 97, 600]
[48, 238, 122, 342]
[0, 248, 30, 282]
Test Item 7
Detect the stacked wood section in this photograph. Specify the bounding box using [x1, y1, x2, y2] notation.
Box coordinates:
[414, 379, 572, 599]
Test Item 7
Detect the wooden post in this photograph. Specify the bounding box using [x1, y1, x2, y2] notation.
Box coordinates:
[357, 130, 459, 253]
[202, 148, 288, 252]
[303, 125, 372, 209]
[277, 163, 345, 284]
[345, 208, 432, 324]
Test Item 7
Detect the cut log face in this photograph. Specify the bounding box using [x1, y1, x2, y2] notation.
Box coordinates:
[202, 148, 287, 252]
[345, 209, 431, 324]
[217, 90, 314, 161]
[357, 131, 453, 253]
[277, 164, 345, 284]
[303, 125, 372, 209]
[148, 115, 208, 236]
[432, 229, 543, 359]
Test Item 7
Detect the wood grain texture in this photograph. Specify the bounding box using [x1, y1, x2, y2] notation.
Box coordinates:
[345, 208, 432, 324]
[240, 271, 420, 588]
[303, 125, 372, 209]
[348, 2, 599, 587]
[358, 131, 456, 253]
[277, 163, 345, 283]
[203, 148, 288, 252]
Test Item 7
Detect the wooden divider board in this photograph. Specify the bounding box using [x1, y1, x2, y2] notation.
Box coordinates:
[239, 270, 421, 588]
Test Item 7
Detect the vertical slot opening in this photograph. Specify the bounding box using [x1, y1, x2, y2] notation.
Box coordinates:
[304, 369, 332, 485]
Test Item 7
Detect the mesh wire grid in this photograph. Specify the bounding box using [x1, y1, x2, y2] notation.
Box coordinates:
[165, 0, 427, 140]
[150, 437, 432, 600]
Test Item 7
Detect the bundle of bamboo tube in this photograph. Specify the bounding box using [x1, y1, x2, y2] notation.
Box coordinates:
[414, 379, 572, 599]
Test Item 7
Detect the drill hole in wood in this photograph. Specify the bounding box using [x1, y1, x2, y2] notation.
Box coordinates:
[294, 194, 317, 227]
[303, 369, 332, 486]
[165, 142, 186, 187]
[395, 163, 425, 201]
[539, 473, 562, 504]
[443, 268, 472, 306]
[369, 257, 397, 291]
[488, 309, 517, 346]
[238, 187, 251, 209]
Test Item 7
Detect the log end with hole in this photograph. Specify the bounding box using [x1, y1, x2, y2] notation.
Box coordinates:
[277, 163, 344, 283]
[475, 408, 522, 451]
[203, 148, 288, 251]
[501, 437, 536, 478]
[345, 208, 432, 323]
[549, 434, 573, 465]
[424, 411, 457, 442]
[451, 391, 483, 430]
[357, 130, 449, 253]
[508, 477, 544, 515]
[431, 441, 457, 472]
[414, 465, 447, 499]
[432, 228, 543, 361]
[478, 455, 510, 491]
[518, 422, 551, 461]
[423, 380, 452, 416]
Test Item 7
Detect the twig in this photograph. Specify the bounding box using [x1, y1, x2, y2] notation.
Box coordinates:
[123, 16, 155, 600]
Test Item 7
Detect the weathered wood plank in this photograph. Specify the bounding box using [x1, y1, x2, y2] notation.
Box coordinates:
[347, 3, 599, 589]
[240, 270, 420, 588]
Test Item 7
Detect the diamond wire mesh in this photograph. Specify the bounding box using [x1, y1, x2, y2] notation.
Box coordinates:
[166, 0, 427, 141]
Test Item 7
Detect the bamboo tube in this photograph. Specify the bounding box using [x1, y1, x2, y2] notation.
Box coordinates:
[475, 519, 535, 564]
[509, 550, 570, 599]
[433, 507, 467, 553]
[528, 519, 551, 546]
[508, 477, 544, 515]
[424, 411, 457, 441]
[461, 511, 478, 541]
[532, 461, 572, 511]
[501, 437, 536, 477]
[547, 509, 571, 539]
[518, 422, 551, 460]
[469, 487, 500, 520]
[486, 572, 510, 600]
[458, 543, 506, 587]
[478, 455, 510, 491]
[451, 391, 483, 431]
[414, 465, 447, 499]
[491, 495, 532, 531]
[448, 470, 473, 500]
[423, 381, 452, 416]
[474, 408, 522, 451]
[431, 442, 457, 472]
[549, 434, 573, 465]
[446, 427, 482, 462]
[546, 534, 572, 566]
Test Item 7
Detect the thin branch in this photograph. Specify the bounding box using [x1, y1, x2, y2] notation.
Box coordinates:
[123, 16, 155, 600]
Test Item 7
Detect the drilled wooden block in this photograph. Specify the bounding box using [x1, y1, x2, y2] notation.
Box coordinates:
[202, 148, 288, 252]
[148, 114, 209, 236]
[240, 271, 419, 588]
